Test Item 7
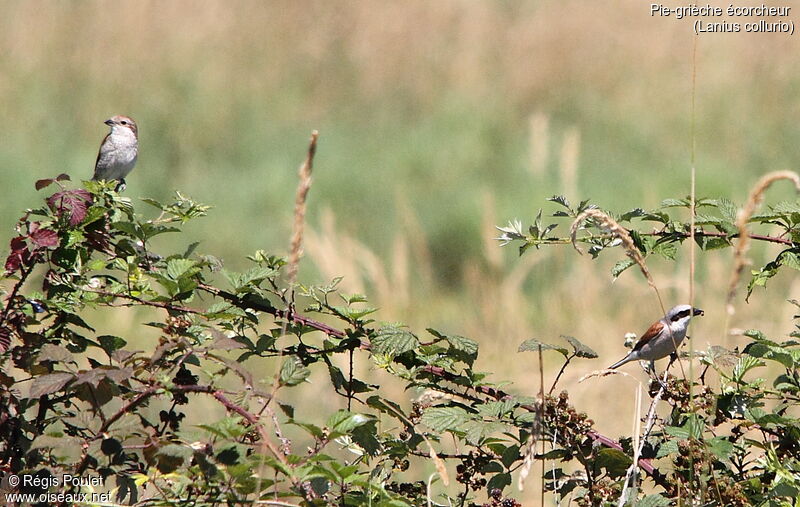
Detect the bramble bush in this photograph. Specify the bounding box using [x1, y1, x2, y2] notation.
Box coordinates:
[1, 164, 800, 506]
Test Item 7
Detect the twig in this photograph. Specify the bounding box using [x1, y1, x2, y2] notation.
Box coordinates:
[197, 283, 665, 483]
[618, 370, 668, 506]
[85, 289, 202, 314]
[549, 353, 575, 395]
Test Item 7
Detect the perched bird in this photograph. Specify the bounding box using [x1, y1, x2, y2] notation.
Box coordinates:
[92, 115, 138, 191]
[609, 305, 704, 372]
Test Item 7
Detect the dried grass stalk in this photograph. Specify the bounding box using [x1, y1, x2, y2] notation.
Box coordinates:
[571, 209, 665, 313]
[287, 131, 319, 284]
[726, 170, 800, 314]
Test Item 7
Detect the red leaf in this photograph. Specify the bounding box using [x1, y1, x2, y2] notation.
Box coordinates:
[4, 236, 30, 273]
[35, 178, 55, 191]
[47, 189, 92, 226]
[29, 228, 59, 248]
[0, 328, 9, 352]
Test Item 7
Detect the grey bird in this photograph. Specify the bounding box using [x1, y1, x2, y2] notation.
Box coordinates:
[609, 304, 704, 372]
[92, 115, 138, 191]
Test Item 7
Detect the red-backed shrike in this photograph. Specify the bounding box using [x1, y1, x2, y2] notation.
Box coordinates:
[609, 304, 704, 372]
[92, 115, 138, 190]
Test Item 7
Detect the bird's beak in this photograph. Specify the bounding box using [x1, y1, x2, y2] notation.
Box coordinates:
[693, 308, 704, 316]
[104, 119, 114, 126]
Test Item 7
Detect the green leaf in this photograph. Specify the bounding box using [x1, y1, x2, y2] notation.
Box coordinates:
[420, 406, 469, 432]
[706, 436, 735, 460]
[652, 240, 677, 260]
[593, 448, 631, 478]
[326, 410, 373, 434]
[655, 439, 679, 458]
[664, 415, 703, 440]
[486, 472, 512, 493]
[733, 355, 765, 383]
[518, 339, 568, 356]
[548, 195, 571, 210]
[464, 421, 505, 444]
[637, 494, 672, 507]
[371, 326, 419, 356]
[155, 443, 192, 473]
[619, 208, 646, 222]
[781, 251, 800, 271]
[366, 396, 408, 423]
[716, 198, 738, 222]
[98, 335, 127, 355]
[29, 372, 74, 398]
[693, 213, 722, 226]
[660, 198, 688, 208]
[562, 335, 598, 359]
[477, 400, 517, 417]
[611, 259, 635, 279]
[444, 334, 479, 355]
[695, 235, 730, 251]
[279, 356, 310, 386]
[166, 258, 199, 280]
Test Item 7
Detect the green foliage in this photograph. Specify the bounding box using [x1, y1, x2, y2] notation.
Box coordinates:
[2, 177, 800, 506]
[500, 195, 800, 297]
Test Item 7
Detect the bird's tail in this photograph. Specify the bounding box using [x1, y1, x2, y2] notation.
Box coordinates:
[608, 355, 633, 369]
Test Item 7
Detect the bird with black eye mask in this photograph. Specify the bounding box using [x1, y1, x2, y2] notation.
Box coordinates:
[609, 304, 704, 373]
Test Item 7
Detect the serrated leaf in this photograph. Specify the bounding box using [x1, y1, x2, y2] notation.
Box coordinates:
[656, 439, 679, 458]
[29, 372, 74, 397]
[594, 448, 631, 478]
[548, 195, 571, 209]
[326, 410, 372, 434]
[421, 406, 469, 432]
[98, 335, 127, 355]
[371, 326, 418, 355]
[706, 436, 734, 460]
[562, 335, 598, 359]
[619, 208, 646, 222]
[715, 198, 738, 222]
[781, 252, 800, 271]
[445, 334, 479, 355]
[280, 356, 310, 386]
[652, 240, 677, 260]
[660, 198, 688, 208]
[518, 339, 568, 356]
[166, 258, 199, 280]
[476, 400, 516, 417]
[693, 213, 722, 226]
[486, 472, 512, 493]
[47, 189, 92, 226]
[38, 344, 73, 363]
[611, 258, 635, 279]
[637, 494, 672, 507]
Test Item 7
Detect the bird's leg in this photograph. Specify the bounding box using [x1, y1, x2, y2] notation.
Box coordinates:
[666, 352, 678, 371]
[115, 179, 127, 193]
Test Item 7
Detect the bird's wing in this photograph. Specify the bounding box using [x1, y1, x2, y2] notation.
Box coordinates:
[632, 320, 665, 351]
[92, 134, 112, 178]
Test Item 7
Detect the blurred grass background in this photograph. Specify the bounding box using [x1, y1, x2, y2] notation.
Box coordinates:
[2, 0, 800, 502]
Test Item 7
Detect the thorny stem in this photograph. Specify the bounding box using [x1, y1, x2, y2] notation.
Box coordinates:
[528, 229, 795, 247]
[196, 283, 667, 483]
[549, 352, 576, 395]
[0, 263, 33, 327]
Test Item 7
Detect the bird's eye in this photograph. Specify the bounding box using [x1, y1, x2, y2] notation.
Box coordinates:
[121, 121, 128, 125]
